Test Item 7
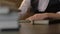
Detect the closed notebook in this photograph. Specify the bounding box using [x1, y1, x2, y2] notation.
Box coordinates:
[19, 19, 60, 25]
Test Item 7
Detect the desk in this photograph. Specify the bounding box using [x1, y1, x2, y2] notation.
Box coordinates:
[0, 23, 60, 34]
[19, 23, 60, 34]
[0, 31, 19, 34]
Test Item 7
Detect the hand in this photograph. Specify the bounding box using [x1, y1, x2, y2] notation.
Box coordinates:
[26, 13, 48, 21]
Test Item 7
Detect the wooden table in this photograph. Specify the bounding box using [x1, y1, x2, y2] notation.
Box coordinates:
[19, 23, 60, 34]
[0, 23, 60, 34]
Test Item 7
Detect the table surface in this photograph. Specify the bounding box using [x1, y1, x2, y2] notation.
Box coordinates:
[19, 23, 60, 34]
[0, 23, 60, 34]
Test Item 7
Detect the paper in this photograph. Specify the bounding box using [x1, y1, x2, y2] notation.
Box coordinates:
[0, 6, 9, 14]
[33, 20, 49, 25]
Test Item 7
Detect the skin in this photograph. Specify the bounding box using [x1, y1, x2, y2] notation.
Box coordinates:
[26, 13, 60, 20]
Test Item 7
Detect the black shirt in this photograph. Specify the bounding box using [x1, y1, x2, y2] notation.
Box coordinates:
[31, 0, 60, 13]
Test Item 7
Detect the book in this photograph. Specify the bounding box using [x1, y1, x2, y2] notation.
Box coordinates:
[19, 19, 60, 25]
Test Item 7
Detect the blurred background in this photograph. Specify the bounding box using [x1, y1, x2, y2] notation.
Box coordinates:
[0, 0, 23, 32]
[0, 0, 23, 10]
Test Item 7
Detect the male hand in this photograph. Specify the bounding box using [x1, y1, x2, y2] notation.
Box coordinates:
[26, 13, 48, 21]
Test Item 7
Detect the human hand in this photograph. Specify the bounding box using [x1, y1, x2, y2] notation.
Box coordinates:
[26, 13, 48, 21]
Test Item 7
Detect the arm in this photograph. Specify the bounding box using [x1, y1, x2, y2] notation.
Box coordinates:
[18, 0, 31, 20]
[47, 12, 60, 19]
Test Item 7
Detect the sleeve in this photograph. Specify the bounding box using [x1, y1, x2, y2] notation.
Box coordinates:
[18, 0, 30, 15]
